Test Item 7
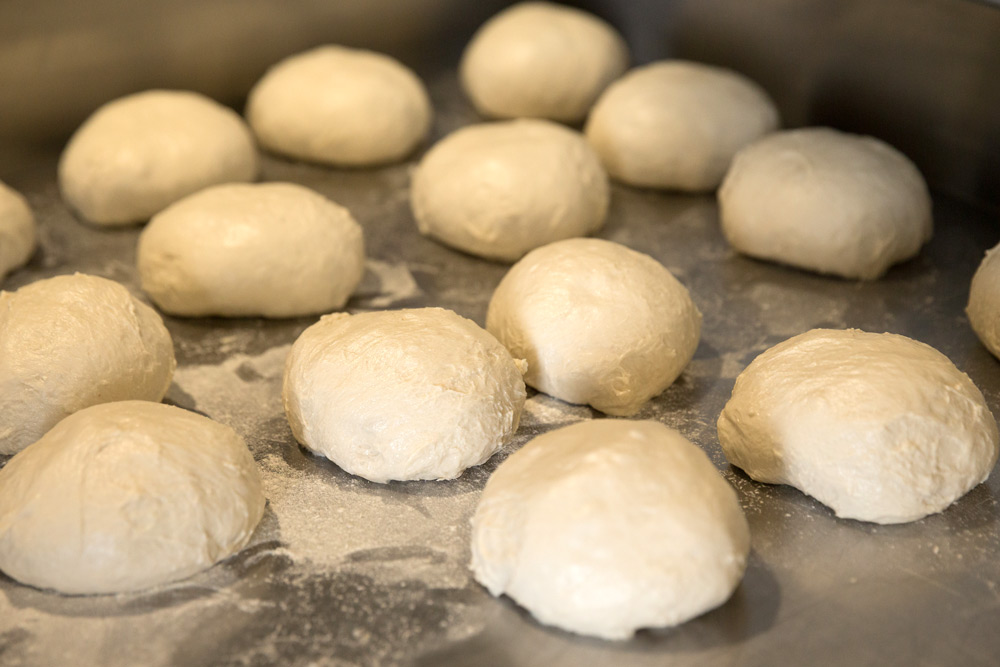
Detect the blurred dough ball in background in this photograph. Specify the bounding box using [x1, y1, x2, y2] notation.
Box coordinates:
[968, 243, 1000, 358]
[0, 181, 35, 284]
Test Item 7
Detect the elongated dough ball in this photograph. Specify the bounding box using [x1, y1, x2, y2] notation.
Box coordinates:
[137, 182, 364, 318]
[471, 419, 750, 640]
[283, 308, 526, 483]
[411, 120, 609, 261]
[246, 45, 432, 166]
[59, 90, 258, 226]
[0, 401, 265, 595]
[968, 243, 1000, 359]
[0, 274, 176, 455]
[717, 329, 999, 524]
[0, 181, 35, 283]
[460, 2, 628, 123]
[487, 238, 701, 416]
[585, 60, 779, 191]
[719, 128, 933, 280]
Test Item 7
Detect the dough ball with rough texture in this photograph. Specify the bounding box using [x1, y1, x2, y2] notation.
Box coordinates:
[460, 2, 628, 123]
[138, 182, 364, 318]
[967, 243, 1000, 359]
[718, 329, 998, 524]
[59, 90, 258, 226]
[0, 401, 265, 595]
[0, 274, 176, 455]
[585, 60, 778, 192]
[719, 128, 933, 280]
[487, 238, 701, 416]
[471, 419, 750, 640]
[0, 181, 35, 283]
[283, 307, 526, 483]
[411, 119, 609, 261]
[246, 45, 432, 166]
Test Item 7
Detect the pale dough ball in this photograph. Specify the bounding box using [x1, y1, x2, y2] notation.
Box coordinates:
[966, 243, 1000, 358]
[59, 90, 258, 226]
[0, 274, 176, 455]
[0, 181, 35, 283]
[718, 329, 999, 524]
[411, 119, 609, 262]
[283, 307, 526, 483]
[471, 419, 750, 640]
[0, 401, 265, 595]
[719, 128, 933, 280]
[486, 238, 701, 416]
[137, 182, 365, 318]
[460, 2, 628, 123]
[585, 60, 779, 192]
[246, 45, 432, 166]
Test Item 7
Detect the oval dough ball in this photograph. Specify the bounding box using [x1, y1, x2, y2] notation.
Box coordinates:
[0, 401, 265, 595]
[137, 182, 365, 318]
[966, 243, 1000, 359]
[471, 419, 750, 640]
[411, 120, 609, 261]
[0, 181, 35, 283]
[246, 45, 432, 167]
[487, 238, 701, 416]
[460, 2, 628, 123]
[719, 128, 933, 280]
[59, 90, 258, 226]
[717, 329, 999, 524]
[584, 60, 778, 192]
[0, 274, 176, 455]
[283, 307, 526, 483]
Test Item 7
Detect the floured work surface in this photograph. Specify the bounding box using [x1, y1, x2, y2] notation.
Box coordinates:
[2, 72, 1000, 666]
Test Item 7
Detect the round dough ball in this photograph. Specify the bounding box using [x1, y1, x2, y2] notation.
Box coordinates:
[283, 307, 526, 483]
[584, 60, 779, 191]
[0, 273, 176, 455]
[137, 182, 365, 318]
[717, 329, 999, 524]
[0, 181, 35, 283]
[460, 2, 628, 123]
[0, 401, 265, 595]
[411, 119, 609, 261]
[471, 419, 750, 640]
[59, 90, 258, 226]
[719, 128, 933, 280]
[486, 238, 701, 416]
[246, 45, 432, 167]
[966, 243, 1000, 359]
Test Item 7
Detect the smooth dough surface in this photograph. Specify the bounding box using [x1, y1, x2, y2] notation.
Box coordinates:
[0, 181, 35, 283]
[0, 401, 265, 595]
[59, 90, 258, 226]
[966, 243, 1000, 359]
[283, 307, 526, 483]
[471, 419, 750, 640]
[137, 182, 365, 318]
[717, 329, 999, 524]
[246, 45, 432, 166]
[411, 119, 609, 261]
[486, 238, 701, 415]
[0, 273, 176, 455]
[584, 60, 778, 191]
[719, 128, 933, 279]
[460, 2, 628, 123]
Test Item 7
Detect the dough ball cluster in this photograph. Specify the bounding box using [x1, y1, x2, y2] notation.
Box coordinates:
[718, 329, 999, 524]
[411, 119, 609, 262]
[967, 243, 1000, 359]
[0, 181, 35, 283]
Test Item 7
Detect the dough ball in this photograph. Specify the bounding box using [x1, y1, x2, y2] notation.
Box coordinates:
[0, 181, 35, 283]
[719, 128, 933, 280]
[246, 45, 432, 166]
[460, 2, 628, 123]
[0, 401, 265, 595]
[967, 243, 1000, 359]
[283, 307, 526, 483]
[584, 60, 779, 192]
[0, 274, 176, 455]
[411, 119, 609, 262]
[137, 182, 365, 318]
[487, 238, 701, 416]
[59, 90, 258, 226]
[471, 419, 750, 640]
[718, 329, 999, 524]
